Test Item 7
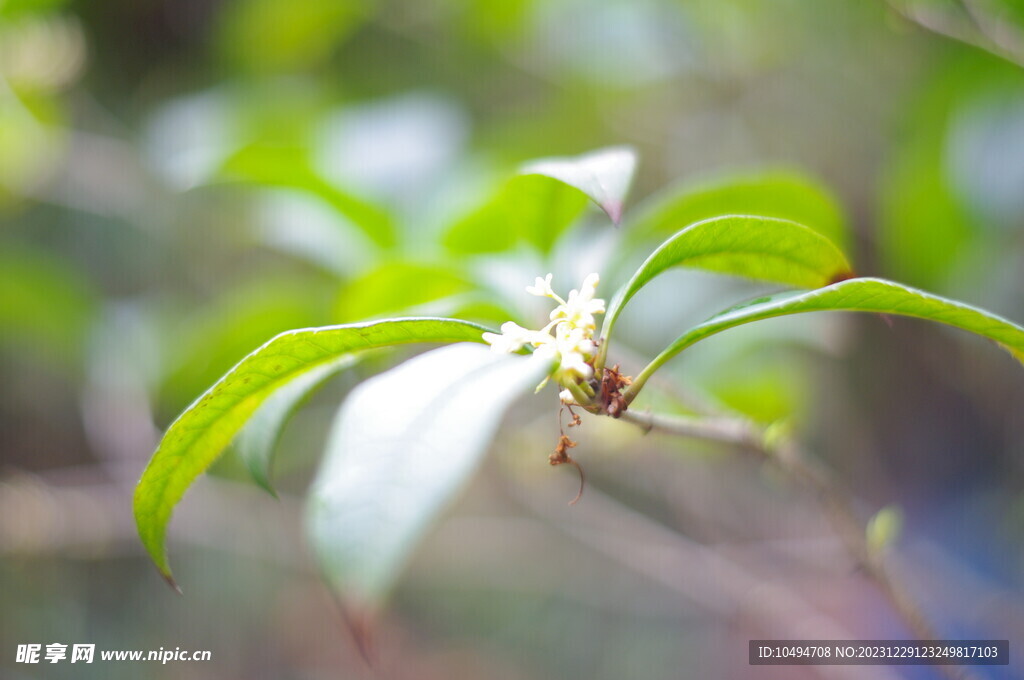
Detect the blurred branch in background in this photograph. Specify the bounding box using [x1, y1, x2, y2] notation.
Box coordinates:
[0, 469, 308, 568]
[507, 480, 902, 680]
[617, 408, 975, 680]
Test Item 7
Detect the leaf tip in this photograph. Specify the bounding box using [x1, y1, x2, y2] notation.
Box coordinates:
[335, 598, 378, 666]
[250, 471, 279, 499]
[604, 200, 624, 226]
[161, 571, 183, 595]
[828, 270, 856, 285]
[997, 342, 1024, 367]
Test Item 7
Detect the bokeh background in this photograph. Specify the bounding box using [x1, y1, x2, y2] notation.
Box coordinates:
[2, 0, 1024, 678]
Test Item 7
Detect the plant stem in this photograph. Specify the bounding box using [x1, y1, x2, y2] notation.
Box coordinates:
[566, 380, 595, 407]
[618, 408, 978, 680]
[619, 410, 763, 447]
[620, 354, 669, 405]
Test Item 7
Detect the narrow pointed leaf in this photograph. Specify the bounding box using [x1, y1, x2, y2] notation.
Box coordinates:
[442, 174, 589, 255]
[443, 146, 638, 255]
[235, 358, 356, 496]
[307, 344, 552, 609]
[221, 144, 397, 248]
[521, 146, 638, 224]
[626, 278, 1024, 400]
[133, 318, 491, 584]
[601, 215, 852, 346]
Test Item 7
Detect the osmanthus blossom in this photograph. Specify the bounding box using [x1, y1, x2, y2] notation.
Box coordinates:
[483, 273, 605, 404]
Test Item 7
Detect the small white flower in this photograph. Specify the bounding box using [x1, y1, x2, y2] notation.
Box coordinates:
[483, 321, 545, 354]
[483, 273, 606, 400]
[559, 389, 577, 405]
[526, 273, 561, 301]
[555, 324, 596, 358]
[550, 273, 606, 332]
[532, 342, 559, 362]
[555, 351, 594, 383]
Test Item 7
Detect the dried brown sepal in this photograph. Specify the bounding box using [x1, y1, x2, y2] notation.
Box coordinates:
[549, 434, 577, 464]
[567, 405, 582, 428]
[600, 364, 632, 418]
[549, 434, 585, 505]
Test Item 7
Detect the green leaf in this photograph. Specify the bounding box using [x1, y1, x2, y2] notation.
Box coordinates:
[0, 246, 97, 373]
[521, 145, 637, 225]
[702, 349, 808, 424]
[217, 0, 371, 73]
[876, 55, 1024, 291]
[626, 169, 848, 252]
[625, 278, 1024, 400]
[307, 343, 552, 610]
[159, 277, 326, 414]
[234, 358, 356, 496]
[133, 318, 491, 586]
[333, 261, 474, 322]
[221, 144, 397, 248]
[600, 216, 852, 354]
[0, 0, 72, 19]
[442, 146, 638, 254]
[442, 173, 589, 254]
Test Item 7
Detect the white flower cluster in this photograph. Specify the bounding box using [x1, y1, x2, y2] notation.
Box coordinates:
[483, 273, 605, 403]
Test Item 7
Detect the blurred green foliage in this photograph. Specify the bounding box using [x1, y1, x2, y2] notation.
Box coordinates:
[3, 0, 1024, 678]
